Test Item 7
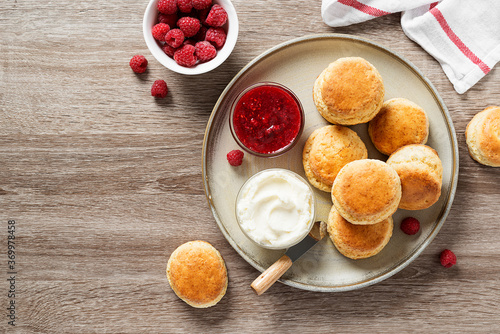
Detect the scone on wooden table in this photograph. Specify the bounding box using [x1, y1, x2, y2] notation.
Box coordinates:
[303, 125, 367, 192]
[326, 205, 393, 260]
[331, 159, 401, 225]
[387, 144, 443, 210]
[368, 98, 429, 155]
[167, 240, 228, 308]
[313, 57, 384, 125]
[465, 106, 500, 167]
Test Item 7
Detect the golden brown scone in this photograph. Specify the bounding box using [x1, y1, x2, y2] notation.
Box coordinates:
[313, 57, 385, 125]
[368, 98, 429, 155]
[332, 159, 401, 225]
[167, 241, 228, 308]
[465, 106, 500, 167]
[386, 144, 443, 210]
[327, 205, 393, 260]
[303, 125, 368, 192]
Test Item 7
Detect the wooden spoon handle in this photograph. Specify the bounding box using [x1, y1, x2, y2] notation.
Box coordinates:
[250, 254, 293, 295]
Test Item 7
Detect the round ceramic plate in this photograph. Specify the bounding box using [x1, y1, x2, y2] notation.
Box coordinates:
[202, 34, 459, 292]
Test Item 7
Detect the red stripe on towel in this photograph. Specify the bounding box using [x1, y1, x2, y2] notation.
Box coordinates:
[429, 2, 439, 10]
[430, 7, 490, 74]
[337, 0, 390, 17]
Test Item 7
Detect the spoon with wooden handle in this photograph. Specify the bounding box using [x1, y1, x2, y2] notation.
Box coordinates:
[251, 221, 327, 295]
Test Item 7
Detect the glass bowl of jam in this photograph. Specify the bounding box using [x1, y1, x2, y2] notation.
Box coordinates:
[229, 82, 305, 157]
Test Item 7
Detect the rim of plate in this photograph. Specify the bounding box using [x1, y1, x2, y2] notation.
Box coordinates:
[201, 33, 459, 292]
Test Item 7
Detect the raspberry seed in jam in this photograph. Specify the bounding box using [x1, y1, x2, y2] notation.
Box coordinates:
[230, 82, 304, 157]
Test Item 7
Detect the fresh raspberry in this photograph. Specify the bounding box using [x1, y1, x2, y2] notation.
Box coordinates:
[227, 150, 244, 166]
[129, 55, 148, 73]
[165, 28, 185, 48]
[157, 0, 177, 15]
[177, 17, 201, 38]
[183, 39, 196, 46]
[152, 23, 170, 41]
[174, 44, 197, 67]
[440, 249, 457, 268]
[177, 0, 193, 13]
[197, 8, 210, 25]
[162, 43, 177, 57]
[151, 80, 168, 98]
[400, 217, 420, 235]
[158, 13, 178, 27]
[205, 27, 226, 49]
[205, 4, 228, 27]
[195, 41, 216, 62]
[192, 0, 212, 10]
[195, 25, 208, 41]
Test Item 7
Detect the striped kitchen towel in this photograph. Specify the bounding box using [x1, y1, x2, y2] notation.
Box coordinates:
[322, 0, 500, 94]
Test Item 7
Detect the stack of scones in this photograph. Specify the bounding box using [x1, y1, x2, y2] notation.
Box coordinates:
[303, 57, 443, 260]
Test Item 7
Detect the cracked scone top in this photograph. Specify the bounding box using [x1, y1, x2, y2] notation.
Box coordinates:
[167, 241, 228, 308]
[332, 159, 401, 225]
[313, 57, 385, 125]
[327, 205, 393, 260]
[387, 144, 443, 210]
[368, 98, 429, 156]
[466, 106, 500, 167]
[303, 125, 367, 192]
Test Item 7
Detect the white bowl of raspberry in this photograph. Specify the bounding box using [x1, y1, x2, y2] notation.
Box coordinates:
[143, 0, 239, 75]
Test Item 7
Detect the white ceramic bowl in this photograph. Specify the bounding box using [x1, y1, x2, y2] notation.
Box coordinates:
[143, 0, 239, 75]
[235, 169, 316, 250]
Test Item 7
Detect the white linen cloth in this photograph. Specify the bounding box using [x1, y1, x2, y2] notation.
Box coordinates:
[321, 0, 500, 94]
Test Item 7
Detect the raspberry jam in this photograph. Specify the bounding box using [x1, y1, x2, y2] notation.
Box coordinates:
[230, 83, 304, 156]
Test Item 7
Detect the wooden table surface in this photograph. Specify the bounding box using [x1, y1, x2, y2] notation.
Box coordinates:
[2, 0, 500, 333]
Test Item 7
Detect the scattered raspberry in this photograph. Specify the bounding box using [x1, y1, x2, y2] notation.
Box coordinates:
[151, 80, 168, 98]
[205, 4, 228, 27]
[157, 0, 177, 15]
[174, 44, 197, 67]
[129, 55, 148, 73]
[195, 41, 216, 62]
[162, 43, 177, 57]
[177, 17, 201, 38]
[440, 249, 457, 268]
[158, 13, 178, 27]
[400, 217, 420, 235]
[193, 0, 212, 10]
[152, 23, 170, 41]
[227, 150, 244, 166]
[205, 27, 226, 49]
[165, 28, 185, 48]
[177, 0, 193, 13]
